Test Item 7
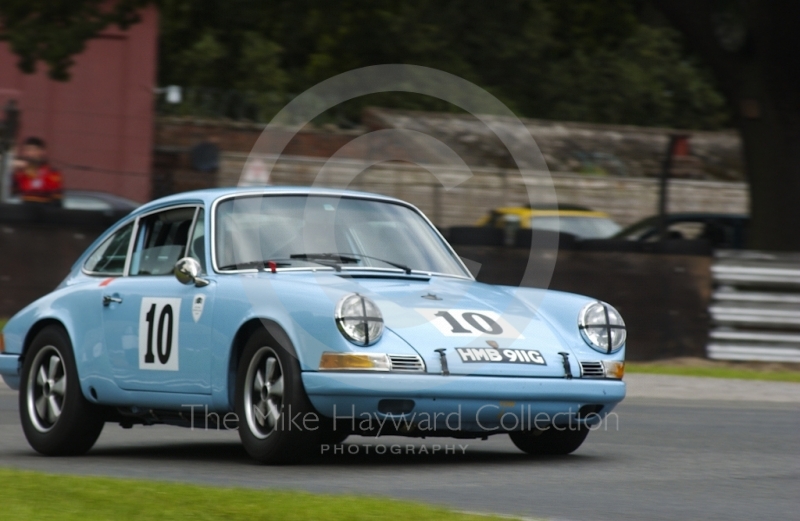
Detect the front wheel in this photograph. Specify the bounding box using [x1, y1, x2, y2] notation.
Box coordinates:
[509, 426, 589, 456]
[234, 329, 317, 463]
[19, 326, 105, 455]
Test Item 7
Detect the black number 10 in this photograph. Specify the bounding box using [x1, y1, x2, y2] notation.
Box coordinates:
[144, 303, 173, 364]
[434, 311, 503, 335]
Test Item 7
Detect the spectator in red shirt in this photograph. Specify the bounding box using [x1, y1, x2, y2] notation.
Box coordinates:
[12, 137, 63, 205]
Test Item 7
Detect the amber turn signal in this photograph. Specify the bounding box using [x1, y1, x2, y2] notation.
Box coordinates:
[319, 352, 391, 371]
[602, 360, 625, 379]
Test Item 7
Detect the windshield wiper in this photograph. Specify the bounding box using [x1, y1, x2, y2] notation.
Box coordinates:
[219, 259, 340, 272]
[290, 253, 413, 274]
[220, 254, 413, 274]
[271, 256, 343, 272]
[218, 260, 292, 271]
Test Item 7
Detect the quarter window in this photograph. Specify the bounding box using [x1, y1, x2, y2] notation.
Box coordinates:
[84, 222, 134, 275]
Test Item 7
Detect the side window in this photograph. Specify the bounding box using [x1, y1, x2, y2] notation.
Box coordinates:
[188, 208, 206, 272]
[130, 207, 197, 276]
[664, 222, 704, 240]
[84, 222, 134, 275]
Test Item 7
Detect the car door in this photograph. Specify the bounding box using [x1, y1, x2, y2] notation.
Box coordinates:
[101, 205, 215, 394]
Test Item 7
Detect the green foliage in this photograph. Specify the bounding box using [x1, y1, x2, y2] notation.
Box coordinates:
[1, 0, 731, 128]
[626, 362, 800, 383]
[530, 25, 729, 129]
[0, 467, 509, 521]
[157, 0, 728, 129]
[0, 0, 148, 80]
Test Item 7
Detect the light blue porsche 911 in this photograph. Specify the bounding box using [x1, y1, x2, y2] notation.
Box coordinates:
[0, 187, 626, 462]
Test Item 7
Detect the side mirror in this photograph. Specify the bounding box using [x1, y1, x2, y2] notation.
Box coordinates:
[174, 257, 209, 287]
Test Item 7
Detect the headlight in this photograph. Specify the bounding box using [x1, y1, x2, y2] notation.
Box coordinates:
[578, 301, 626, 353]
[335, 293, 384, 346]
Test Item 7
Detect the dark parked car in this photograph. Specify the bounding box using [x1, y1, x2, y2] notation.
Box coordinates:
[62, 190, 141, 213]
[612, 213, 749, 250]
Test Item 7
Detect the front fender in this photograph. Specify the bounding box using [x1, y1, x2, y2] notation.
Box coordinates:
[209, 274, 424, 409]
[510, 286, 626, 362]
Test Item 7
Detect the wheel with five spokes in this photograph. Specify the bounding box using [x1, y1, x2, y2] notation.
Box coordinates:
[235, 328, 317, 463]
[19, 325, 105, 455]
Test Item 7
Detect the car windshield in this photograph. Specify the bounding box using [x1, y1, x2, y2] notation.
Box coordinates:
[215, 194, 469, 277]
[613, 216, 679, 241]
[530, 216, 621, 239]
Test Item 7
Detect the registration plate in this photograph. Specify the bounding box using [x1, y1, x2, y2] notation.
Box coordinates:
[455, 347, 546, 365]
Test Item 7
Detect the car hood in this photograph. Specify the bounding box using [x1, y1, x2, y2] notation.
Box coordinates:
[271, 272, 589, 378]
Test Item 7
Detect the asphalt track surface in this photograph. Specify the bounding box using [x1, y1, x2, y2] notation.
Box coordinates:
[1, 375, 798, 521]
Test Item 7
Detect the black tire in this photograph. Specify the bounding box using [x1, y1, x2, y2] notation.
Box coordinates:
[317, 419, 349, 446]
[19, 325, 105, 455]
[234, 328, 317, 463]
[509, 426, 589, 456]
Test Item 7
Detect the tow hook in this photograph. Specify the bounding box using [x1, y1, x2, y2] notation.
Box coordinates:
[558, 352, 573, 379]
[434, 348, 450, 376]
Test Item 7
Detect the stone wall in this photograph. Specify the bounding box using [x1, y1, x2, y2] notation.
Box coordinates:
[219, 154, 749, 227]
[364, 108, 745, 181]
[155, 116, 362, 156]
[155, 115, 749, 227]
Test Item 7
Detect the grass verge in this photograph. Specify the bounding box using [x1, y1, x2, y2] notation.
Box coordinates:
[626, 361, 800, 383]
[0, 467, 509, 521]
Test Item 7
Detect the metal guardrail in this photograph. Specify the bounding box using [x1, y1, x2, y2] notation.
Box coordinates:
[708, 250, 800, 362]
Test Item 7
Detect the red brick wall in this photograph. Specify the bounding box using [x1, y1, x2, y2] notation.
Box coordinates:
[0, 7, 158, 202]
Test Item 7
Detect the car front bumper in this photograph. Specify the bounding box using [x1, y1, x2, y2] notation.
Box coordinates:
[302, 372, 625, 433]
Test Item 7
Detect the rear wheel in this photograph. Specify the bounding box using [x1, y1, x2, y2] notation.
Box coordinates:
[509, 426, 589, 456]
[235, 328, 317, 463]
[19, 326, 105, 455]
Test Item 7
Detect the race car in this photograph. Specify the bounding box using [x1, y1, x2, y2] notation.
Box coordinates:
[0, 187, 626, 463]
[476, 204, 621, 239]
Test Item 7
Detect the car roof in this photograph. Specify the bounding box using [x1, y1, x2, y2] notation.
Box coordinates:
[638, 212, 749, 223]
[491, 207, 611, 218]
[132, 186, 406, 215]
[64, 190, 141, 205]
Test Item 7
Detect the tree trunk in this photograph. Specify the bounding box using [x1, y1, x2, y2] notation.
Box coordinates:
[653, 0, 800, 251]
[739, 86, 800, 251]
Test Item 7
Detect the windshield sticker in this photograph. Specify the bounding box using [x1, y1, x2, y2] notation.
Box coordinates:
[192, 294, 206, 323]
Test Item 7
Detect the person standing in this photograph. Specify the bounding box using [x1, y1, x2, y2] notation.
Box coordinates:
[12, 137, 63, 205]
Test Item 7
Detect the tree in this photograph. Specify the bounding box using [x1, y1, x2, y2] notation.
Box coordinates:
[2, 1, 729, 129]
[0, 0, 148, 80]
[652, 0, 800, 250]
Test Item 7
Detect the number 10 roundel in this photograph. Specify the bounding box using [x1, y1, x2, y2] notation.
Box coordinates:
[138, 297, 181, 371]
[415, 308, 524, 339]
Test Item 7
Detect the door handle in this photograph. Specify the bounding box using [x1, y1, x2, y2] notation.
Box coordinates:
[103, 295, 123, 306]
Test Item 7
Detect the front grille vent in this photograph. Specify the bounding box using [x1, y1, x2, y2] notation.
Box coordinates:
[580, 361, 605, 378]
[389, 354, 426, 372]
